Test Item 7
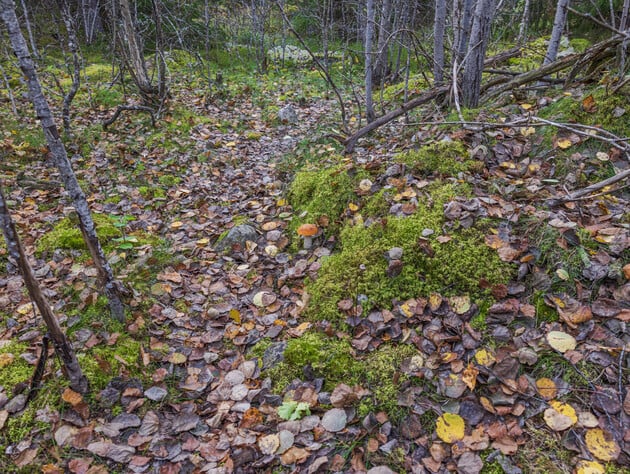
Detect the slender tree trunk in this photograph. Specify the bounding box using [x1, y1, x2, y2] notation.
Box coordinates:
[543, 0, 570, 66]
[81, 0, 102, 44]
[0, 187, 88, 393]
[18, 0, 38, 58]
[373, 0, 392, 85]
[434, 0, 447, 85]
[56, 0, 81, 133]
[455, 0, 474, 64]
[365, 0, 376, 123]
[151, 0, 168, 103]
[517, 0, 531, 44]
[0, 63, 18, 116]
[617, 0, 629, 76]
[462, 0, 496, 107]
[0, 0, 126, 322]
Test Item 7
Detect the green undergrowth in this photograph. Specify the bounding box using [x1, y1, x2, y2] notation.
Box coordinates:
[36, 212, 161, 257]
[255, 332, 421, 419]
[288, 161, 369, 237]
[305, 181, 513, 325]
[395, 140, 484, 176]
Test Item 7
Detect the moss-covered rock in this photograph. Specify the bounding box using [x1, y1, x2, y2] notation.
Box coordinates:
[305, 182, 512, 325]
[395, 140, 484, 177]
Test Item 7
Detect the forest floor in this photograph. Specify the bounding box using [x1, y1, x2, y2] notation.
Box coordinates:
[0, 61, 629, 474]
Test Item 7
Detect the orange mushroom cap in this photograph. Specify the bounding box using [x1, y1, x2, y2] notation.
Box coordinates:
[297, 223, 318, 236]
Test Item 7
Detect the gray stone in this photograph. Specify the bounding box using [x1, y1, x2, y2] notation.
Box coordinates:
[262, 341, 287, 369]
[5, 394, 26, 413]
[278, 105, 298, 124]
[215, 225, 257, 252]
[145, 386, 168, 402]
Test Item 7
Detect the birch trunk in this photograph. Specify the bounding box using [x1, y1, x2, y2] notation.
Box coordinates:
[454, 0, 474, 64]
[373, 0, 392, 85]
[56, 0, 81, 133]
[543, 0, 570, 66]
[434, 0, 447, 85]
[0, 187, 88, 393]
[0, 0, 126, 322]
[18, 0, 38, 58]
[365, 0, 376, 123]
[462, 0, 496, 107]
[517, 0, 531, 44]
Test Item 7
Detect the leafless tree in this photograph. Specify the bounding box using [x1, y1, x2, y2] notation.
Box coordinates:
[462, 0, 496, 107]
[1, 0, 126, 321]
[365, 0, 376, 122]
[434, 0, 447, 85]
[543, 0, 570, 66]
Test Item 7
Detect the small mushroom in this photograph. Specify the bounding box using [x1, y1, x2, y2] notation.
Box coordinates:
[297, 223, 318, 249]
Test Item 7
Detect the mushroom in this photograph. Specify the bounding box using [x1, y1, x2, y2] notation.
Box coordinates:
[297, 223, 318, 249]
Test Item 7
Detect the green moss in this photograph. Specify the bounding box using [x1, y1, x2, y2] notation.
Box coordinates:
[79, 335, 143, 392]
[305, 182, 512, 325]
[92, 87, 123, 107]
[395, 140, 484, 176]
[569, 38, 591, 53]
[36, 213, 121, 254]
[158, 175, 182, 187]
[362, 189, 391, 217]
[267, 332, 358, 393]
[245, 131, 263, 140]
[0, 342, 32, 390]
[380, 74, 431, 105]
[288, 162, 359, 235]
[532, 291, 559, 323]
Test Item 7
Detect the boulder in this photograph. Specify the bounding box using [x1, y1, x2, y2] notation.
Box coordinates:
[215, 224, 258, 252]
[278, 105, 298, 124]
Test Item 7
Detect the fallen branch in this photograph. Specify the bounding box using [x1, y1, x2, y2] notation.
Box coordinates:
[343, 85, 450, 153]
[548, 168, 630, 205]
[103, 104, 156, 129]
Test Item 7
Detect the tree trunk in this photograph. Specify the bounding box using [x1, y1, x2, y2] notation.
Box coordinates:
[454, 0, 474, 64]
[18, 0, 38, 58]
[434, 0, 447, 85]
[365, 0, 376, 123]
[56, 0, 82, 133]
[150, 0, 168, 102]
[462, 0, 496, 107]
[0, 186, 88, 393]
[373, 0, 392, 85]
[81, 0, 102, 44]
[0, 0, 126, 322]
[517, 0, 531, 44]
[543, 0, 570, 66]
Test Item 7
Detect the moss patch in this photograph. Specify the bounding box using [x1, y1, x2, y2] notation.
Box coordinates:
[288, 162, 361, 235]
[36, 213, 121, 254]
[395, 140, 484, 177]
[305, 182, 513, 325]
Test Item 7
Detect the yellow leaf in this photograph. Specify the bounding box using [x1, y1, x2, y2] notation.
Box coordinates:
[585, 428, 621, 461]
[436, 413, 466, 443]
[462, 363, 479, 391]
[0, 353, 14, 368]
[450, 295, 471, 315]
[546, 331, 576, 353]
[557, 138, 572, 149]
[348, 202, 359, 212]
[474, 348, 496, 367]
[535, 378, 557, 400]
[575, 460, 605, 474]
[519, 126, 536, 137]
[543, 400, 577, 431]
[196, 238, 209, 246]
[225, 141, 236, 147]
[520, 103, 533, 110]
[229, 308, 241, 324]
[277, 198, 288, 207]
[170, 221, 184, 230]
[168, 352, 187, 364]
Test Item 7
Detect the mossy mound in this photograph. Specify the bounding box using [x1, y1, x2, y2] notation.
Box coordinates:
[37, 213, 120, 254]
[288, 162, 365, 235]
[305, 182, 513, 324]
[395, 140, 484, 177]
[259, 331, 421, 418]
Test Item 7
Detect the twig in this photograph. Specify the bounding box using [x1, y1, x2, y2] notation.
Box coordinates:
[103, 105, 156, 129]
[568, 7, 630, 38]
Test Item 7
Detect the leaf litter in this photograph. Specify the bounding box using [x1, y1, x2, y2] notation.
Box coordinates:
[0, 85, 628, 473]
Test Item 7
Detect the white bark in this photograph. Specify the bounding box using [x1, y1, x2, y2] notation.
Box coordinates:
[434, 0, 447, 85]
[543, 0, 570, 66]
[517, 0, 531, 44]
[365, 0, 376, 122]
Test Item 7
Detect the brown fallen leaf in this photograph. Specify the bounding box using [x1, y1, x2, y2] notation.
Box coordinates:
[280, 446, 310, 465]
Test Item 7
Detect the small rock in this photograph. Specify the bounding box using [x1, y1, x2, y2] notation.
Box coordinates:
[321, 408, 347, 432]
[278, 105, 298, 124]
[386, 247, 403, 260]
[215, 224, 257, 252]
[262, 342, 286, 369]
[225, 370, 245, 386]
[5, 394, 26, 413]
[145, 386, 168, 402]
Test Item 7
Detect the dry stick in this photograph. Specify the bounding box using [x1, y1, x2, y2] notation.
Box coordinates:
[0, 187, 88, 394]
[1, 0, 126, 321]
[103, 104, 156, 129]
[274, 0, 348, 133]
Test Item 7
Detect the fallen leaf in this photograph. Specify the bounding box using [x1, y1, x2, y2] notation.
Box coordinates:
[546, 331, 576, 353]
[585, 428, 620, 461]
[258, 434, 280, 455]
[575, 459, 605, 474]
[62, 388, 84, 407]
[462, 363, 479, 391]
[535, 378, 557, 400]
[543, 400, 577, 431]
[436, 413, 465, 443]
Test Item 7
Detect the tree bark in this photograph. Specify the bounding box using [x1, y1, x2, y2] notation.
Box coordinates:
[18, 0, 38, 58]
[434, 0, 447, 85]
[0, 186, 88, 393]
[454, 0, 474, 64]
[0, 0, 126, 322]
[56, 0, 82, 133]
[365, 0, 376, 123]
[543, 0, 570, 66]
[517, 0, 531, 44]
[462, 0, 496, 107]
[81, 0, 102, 44]
[373, 0, 392, 85]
